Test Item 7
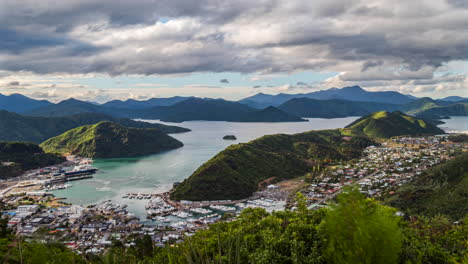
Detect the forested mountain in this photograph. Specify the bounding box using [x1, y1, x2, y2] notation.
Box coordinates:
[0, 141, 65, 178]
[40, 122, 184, 158]
[171, 129, 374, 201]
[413, 103, 468, 119]
[345, 111, 445, 138]
[0, 93, 52, 113]
[0, 111, 189, 143]
[386, 152, 468, 220]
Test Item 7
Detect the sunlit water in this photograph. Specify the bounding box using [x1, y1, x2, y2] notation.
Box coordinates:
[52, 116, 467, 219]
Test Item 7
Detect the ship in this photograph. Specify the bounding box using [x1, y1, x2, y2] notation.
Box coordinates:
[64, 165, 98, 177]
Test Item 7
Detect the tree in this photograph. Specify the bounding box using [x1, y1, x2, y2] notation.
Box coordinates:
[319, 186, 403, 264]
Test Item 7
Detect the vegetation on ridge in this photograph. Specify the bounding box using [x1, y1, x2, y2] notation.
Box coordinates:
[345, 111, 445, 138]
[171, 129, 374, 201]
[385, 152, 468, 220]
[0, 141, 65, 179]
[40, 121, 183, 158]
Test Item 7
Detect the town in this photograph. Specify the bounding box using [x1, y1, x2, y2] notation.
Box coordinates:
[0, 134, 466, 254]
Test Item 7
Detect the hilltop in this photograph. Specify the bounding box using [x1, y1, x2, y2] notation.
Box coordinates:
[386, 152, 468, 220]
[171, 129, 374, 201]
[0, 111, 189, 143]
[345, 111, 445, 138]
[40, 122, 183, 158]
[0, 141, 65, 179]
[0, 93, 52, 113]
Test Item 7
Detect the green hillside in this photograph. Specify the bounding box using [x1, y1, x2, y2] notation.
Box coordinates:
[414, 103, 468, 119]
[386, 152, 468, 220]
[345, 111, 445, 138]
[171, 129, 374, 201]
[40, 122, 183, 158]
[0, 141, 65, 179]
[0, 110, 189, 143]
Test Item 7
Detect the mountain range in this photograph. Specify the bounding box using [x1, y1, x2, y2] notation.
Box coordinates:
[239, 85, 416, 108]
[2, 86, 467, 122]
[0, 93, 52, 113]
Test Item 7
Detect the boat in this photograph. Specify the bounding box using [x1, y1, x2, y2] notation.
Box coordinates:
[172, 211, 193, 218]
[189, 207, 213, 214]
[64, 165, 97, 177]
[154, 216, 171, 223]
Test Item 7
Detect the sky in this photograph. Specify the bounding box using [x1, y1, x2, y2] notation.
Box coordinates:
[0, 0, 467, 103]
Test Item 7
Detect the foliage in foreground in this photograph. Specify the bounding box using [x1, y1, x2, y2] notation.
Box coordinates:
[1, 188, 466, 264]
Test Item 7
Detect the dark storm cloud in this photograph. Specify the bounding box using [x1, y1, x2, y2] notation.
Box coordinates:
[220, 79, 229, 83]
[0, 27, 105, 55]
[0, 0, 466, 86]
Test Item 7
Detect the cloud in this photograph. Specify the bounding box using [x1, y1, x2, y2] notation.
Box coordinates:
[220, 78, 229, 83]
[31, 89, 59, 99]
[183, 84, 221, 89]
[8, 81, 20, 86]
[0, 0, 466, 97]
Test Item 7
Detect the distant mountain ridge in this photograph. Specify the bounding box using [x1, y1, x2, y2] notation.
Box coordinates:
[141, 98, 306, 122]
[11, 88, 468, 121]
[102, 96, 193, 109]
[277, 98, 400, 118]
[40, 121, 184, 158]
[240, 85, 415, 108]
[0, 93, 53, 113]
[0, 110, 189, 143]
[440, 96, 468, 102]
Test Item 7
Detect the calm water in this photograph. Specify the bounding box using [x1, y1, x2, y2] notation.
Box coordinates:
[52, 117, 360, 218]
[438, 116, 468, 133]
[52, 116, 467, 218]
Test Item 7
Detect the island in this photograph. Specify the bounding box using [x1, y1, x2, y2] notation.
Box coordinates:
[223, 135, 237, 140]
[40, 121, 184, 158]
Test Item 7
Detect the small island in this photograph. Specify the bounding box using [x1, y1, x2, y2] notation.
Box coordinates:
[223, 135, 237, 140]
